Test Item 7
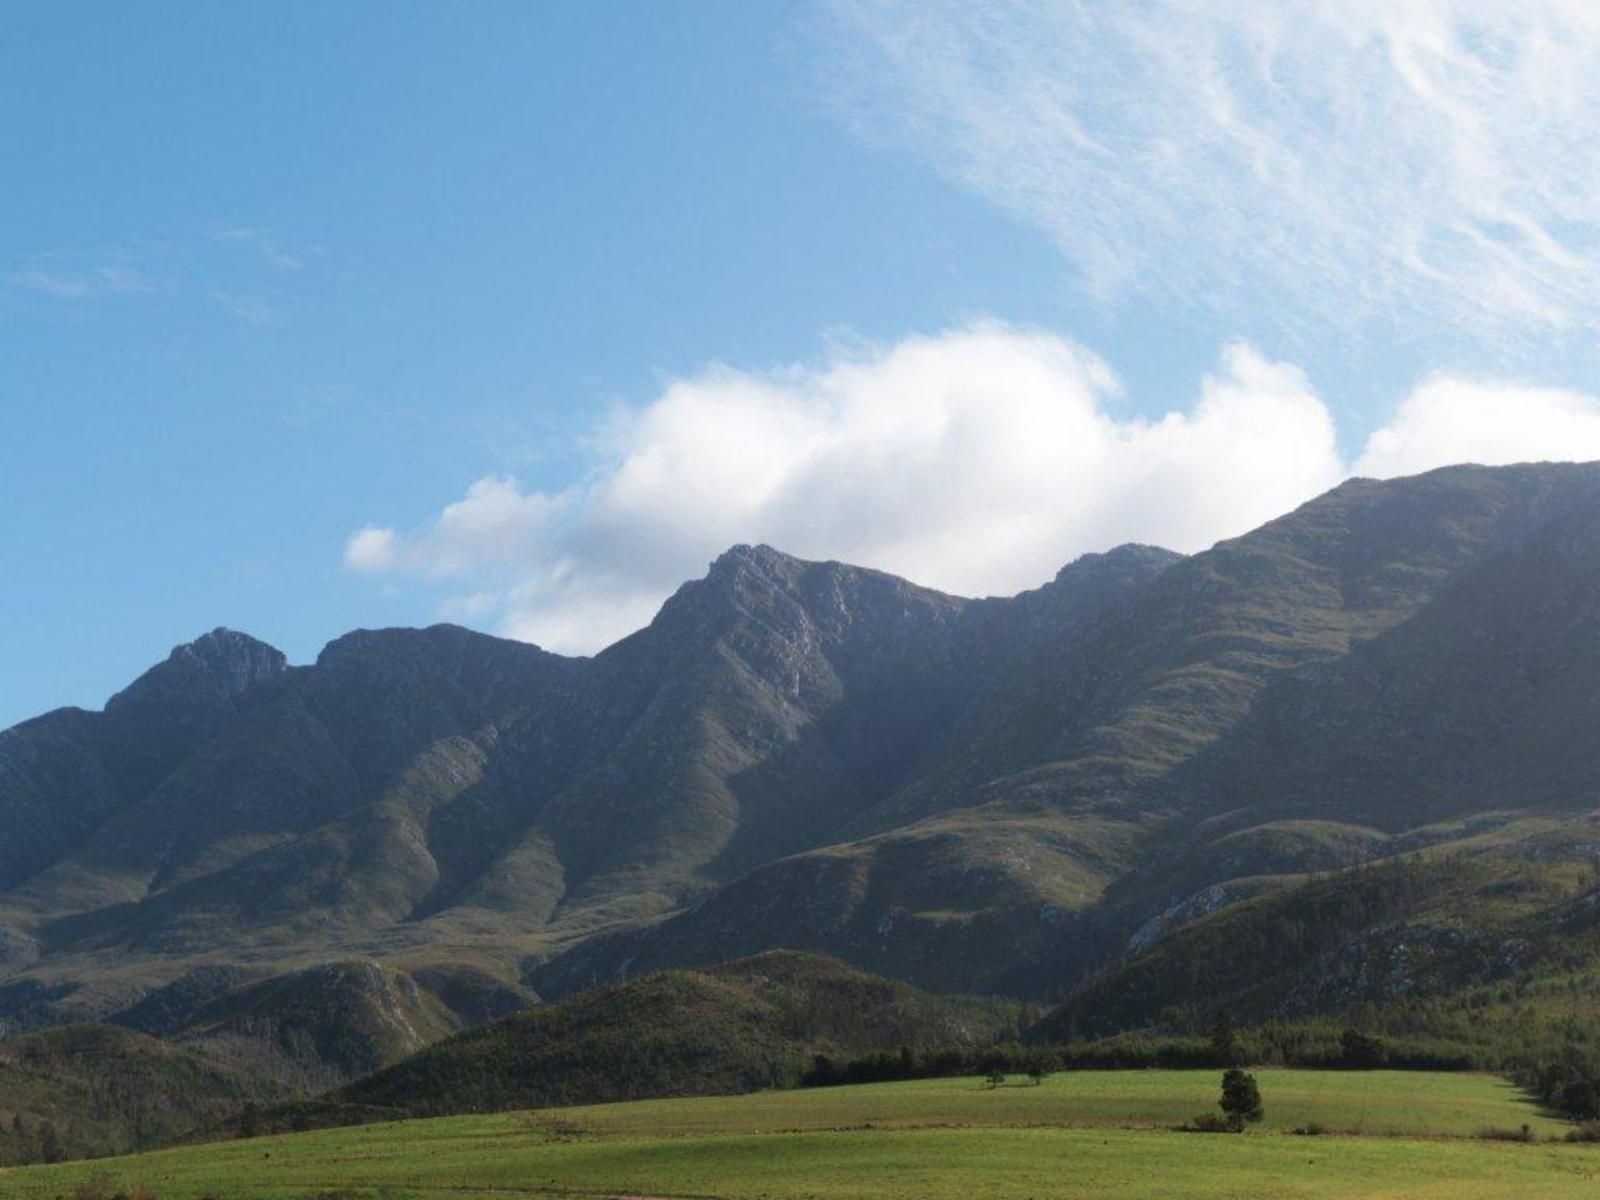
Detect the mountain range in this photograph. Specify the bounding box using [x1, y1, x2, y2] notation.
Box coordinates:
[7, 461, 1600, 1089]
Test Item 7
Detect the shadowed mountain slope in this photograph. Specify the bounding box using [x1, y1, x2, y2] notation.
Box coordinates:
[8, 463, 1600, 1076]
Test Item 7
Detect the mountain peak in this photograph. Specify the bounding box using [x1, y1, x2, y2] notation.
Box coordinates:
[163, 627, 287, 695]
[706, 543, 802, 578]
[646, 545, 805, 633]
[176, 626, 286, 673]
[107, 628, 287, 715]
[1052, 543, 1182, 585]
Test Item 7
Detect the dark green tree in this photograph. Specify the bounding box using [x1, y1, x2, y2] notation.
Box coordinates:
[1340, 1028, 1386, 1069]
[38, 1121, 63, 1164]
[1560, 1079, 1600, 1121]
[1219, 1068, 1264, 1131]
[1209, 1012, 1239, 1066]
[805, 1054, 837, 1087]
[5, 1114, 25, 1166]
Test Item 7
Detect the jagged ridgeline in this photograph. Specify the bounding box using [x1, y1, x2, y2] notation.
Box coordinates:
[6, 461, 1600, 1094]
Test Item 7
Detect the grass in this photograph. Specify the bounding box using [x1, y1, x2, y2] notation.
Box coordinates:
[2, 1070, 1592, 1200]
[513, 1069, 1568, 1140]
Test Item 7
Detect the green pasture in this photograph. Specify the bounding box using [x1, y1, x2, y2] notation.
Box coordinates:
[2, 1070, 1591, 1200]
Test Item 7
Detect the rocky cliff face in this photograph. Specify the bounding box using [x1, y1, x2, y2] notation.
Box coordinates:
[7, 463, 1600, 1063]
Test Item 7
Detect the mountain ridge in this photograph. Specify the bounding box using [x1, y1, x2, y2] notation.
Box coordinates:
[8, 462, 1600, 1080]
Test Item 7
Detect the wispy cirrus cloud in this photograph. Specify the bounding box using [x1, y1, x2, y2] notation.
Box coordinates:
[210, 227, 302, 271]
[5, 263, 158, 299]
[812, 1, 1600, 342]
[211, 291, 281, 327]
[7, 226, 305, 323]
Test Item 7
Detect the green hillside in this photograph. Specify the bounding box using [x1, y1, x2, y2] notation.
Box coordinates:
[0, 1024, 268, 1166]
[287, 951, 1015, 1125]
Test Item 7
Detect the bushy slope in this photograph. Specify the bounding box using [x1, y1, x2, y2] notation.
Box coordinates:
[0, 1023, 267, 1165]
[298, 952, 1015, 1123]
[169, 960, 463, 1091]
[1036, 819, 1600, 1040]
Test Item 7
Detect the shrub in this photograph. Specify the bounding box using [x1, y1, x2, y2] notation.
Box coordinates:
[1178, 1113, 1233, 1133]
[1564, 1121, 1600, 1143]
[1476, 1125, 1535, 1142]
[1219, 1067, 1264, 1130]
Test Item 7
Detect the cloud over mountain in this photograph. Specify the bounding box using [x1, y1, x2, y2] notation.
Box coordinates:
[347, 322, 1600, 654]
[1354, 378, 1600, 479]
[346, 325, 1345, 652]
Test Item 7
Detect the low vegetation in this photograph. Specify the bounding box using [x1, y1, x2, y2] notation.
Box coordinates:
[0, 1024, 270, 1166]
[0, 1069, 1587, 1200]
[263, 951, 1016, 1132]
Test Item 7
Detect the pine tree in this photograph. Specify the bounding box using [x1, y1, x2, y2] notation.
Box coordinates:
[1219, 1068, 1264, 1131]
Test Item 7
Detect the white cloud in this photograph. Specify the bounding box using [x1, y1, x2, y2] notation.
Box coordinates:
[347, 325, 1348, 653]
[5, 264, 156, 299]
[423, 477, 564, 574]
[7, 270, 92, 299]
[344, 526, 399, 571]
[213, 292, 280, 327]
[344, 477, 563, 577]
[211, 227, 302, 270]
[813, 1, 1600, 340]
[1355, 378, 1600, 477]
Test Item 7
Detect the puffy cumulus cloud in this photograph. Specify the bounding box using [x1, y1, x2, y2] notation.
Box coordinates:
[343, 526, 398, 571]
[347, 325, 1347, 654]
[813, 1, 1600, 340]
[343, 478, 561, 577]
[1355, 379, 1600, 478]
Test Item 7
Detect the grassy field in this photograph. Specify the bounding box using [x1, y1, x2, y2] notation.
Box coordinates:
[3, 1070, 1595, 1200]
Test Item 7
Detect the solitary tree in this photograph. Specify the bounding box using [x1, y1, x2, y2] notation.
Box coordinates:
[986, 1069, 1007, 1089]
[1219, 1068, 1264, 1131]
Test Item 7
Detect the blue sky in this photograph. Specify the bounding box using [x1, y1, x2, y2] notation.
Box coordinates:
[6, 1, 1600, 728]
